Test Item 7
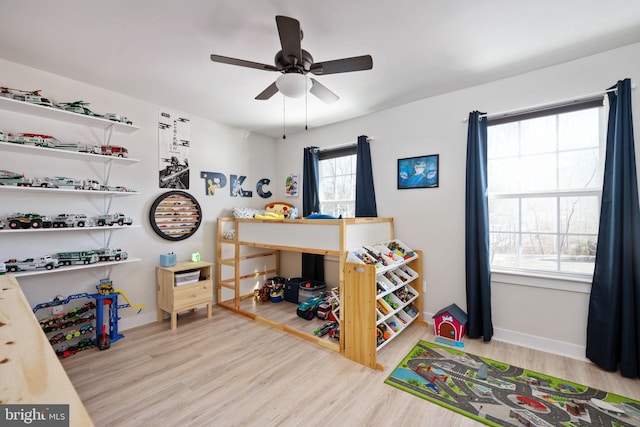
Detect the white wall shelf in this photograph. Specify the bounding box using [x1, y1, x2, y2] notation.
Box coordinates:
[0, 225, 140, 234]
[11, 258, 142, 278]
[0, 96, 139, 133]
[0, 141, 139, 164]
[0, 95, 140, 281]
[0, 186, 140, 196]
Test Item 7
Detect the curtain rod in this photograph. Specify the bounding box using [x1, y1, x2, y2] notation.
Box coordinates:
[462, 83, 636, 123]
[320, 137, 374, 152]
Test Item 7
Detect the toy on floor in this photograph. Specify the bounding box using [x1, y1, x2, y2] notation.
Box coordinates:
[255, 277, 286, 302]
[328, 323, 340, 340]
[316, 288, 340, 321]
[97, 324, 110, 350]
[33, 278, 143, 358]
[297, 293, 325, 320]
[313, 321, 338, 337]
[432, 303, 468, 348]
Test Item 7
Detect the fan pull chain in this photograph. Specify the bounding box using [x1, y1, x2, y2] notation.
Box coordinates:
[305, 77, 308, 131]
[282, 96, 286, 139]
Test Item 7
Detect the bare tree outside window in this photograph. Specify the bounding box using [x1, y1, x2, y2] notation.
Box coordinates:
[319, 154, 357, 217]
[487, 107, 602, 276]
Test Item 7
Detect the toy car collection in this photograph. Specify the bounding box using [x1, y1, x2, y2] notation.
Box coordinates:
[1, 86, 133, 125]
[1, 87, 134, 165]
[1, 211, 132, 230]
[3, 247, 128, 273]
[0, 170, 137, 193]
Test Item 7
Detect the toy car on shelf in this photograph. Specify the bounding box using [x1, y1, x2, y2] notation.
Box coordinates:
[102, 113, 133, 125]
[7, 133, 61, 148]
[47, 176, 84, 189]
[51, 213, 94, 228]
[82, 179, 101, 190]
[100, 145, 128, 158]
[55, 141, 101, 154]
[2, 87, 58, 108]
[56, 250, 100, 266]
[49, 333, 66, 345]
[94, 248, 128, 262]
[64, 329, 81, 340]
[79, 323, 94, 335]
[32, 178, 59, 188]
[59, 101, 95, 116]
[7, 213, 53, 229]
[0, 170, 32, 186]
[4, 255, 59, 272]
[95, 213, 133, 226]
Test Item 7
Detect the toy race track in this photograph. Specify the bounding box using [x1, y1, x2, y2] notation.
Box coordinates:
[385, 341, 640, 427]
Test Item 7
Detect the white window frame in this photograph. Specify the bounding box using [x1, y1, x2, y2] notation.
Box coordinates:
[486, 98, 606, 291]
[318, 145, 357, 218]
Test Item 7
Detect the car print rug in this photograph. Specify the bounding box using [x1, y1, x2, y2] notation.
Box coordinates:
[384, 340, 640, 426]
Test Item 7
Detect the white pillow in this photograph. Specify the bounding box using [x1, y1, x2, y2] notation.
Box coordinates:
[232, 207, 265, 219]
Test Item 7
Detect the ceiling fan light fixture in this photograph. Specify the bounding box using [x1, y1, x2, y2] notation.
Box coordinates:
[275, 73, 310, 98]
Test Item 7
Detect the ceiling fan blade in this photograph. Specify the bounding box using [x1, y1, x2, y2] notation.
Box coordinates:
[275, 15, 302, 65]
[255, 82, 279, 100]
[310, 78, 339, 104]
[210, 54, 278, 72]
[310, 55, 373, 75]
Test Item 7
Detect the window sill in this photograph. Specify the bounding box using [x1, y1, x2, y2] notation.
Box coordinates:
[491, 269, 592, 294]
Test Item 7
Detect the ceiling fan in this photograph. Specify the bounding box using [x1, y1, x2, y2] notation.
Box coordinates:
[210, 15, 373, 104]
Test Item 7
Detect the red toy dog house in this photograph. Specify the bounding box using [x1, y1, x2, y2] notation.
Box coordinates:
[432, 303, 468, 344]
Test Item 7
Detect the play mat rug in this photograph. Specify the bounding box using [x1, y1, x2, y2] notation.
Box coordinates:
[385, 340, 640, 427]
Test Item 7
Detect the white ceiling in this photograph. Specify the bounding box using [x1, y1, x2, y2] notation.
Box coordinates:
[1, 1, 640, 139]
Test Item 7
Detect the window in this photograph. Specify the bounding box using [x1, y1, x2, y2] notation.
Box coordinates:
[487, 102, 604, 276]
[318, 145, 357, 218]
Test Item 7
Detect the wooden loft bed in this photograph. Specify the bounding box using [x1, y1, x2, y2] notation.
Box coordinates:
[216, 216, 426, 369]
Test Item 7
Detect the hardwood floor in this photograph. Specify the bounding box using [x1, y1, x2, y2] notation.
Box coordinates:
[62, 305, 640, 427]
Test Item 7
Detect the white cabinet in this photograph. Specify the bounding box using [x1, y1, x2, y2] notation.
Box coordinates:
[0, 96, 141, 277]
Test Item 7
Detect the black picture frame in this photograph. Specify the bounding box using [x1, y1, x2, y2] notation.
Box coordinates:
[397, 154, 439, 189]
[149, 191, 202, 241]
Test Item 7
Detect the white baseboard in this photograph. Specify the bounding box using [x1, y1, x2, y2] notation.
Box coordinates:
[119, 311, 158, 331]
[424, 311, 588, 362]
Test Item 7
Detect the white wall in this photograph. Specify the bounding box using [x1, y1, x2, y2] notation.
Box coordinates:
[0, 58, 278, 330]
[274, 42, 640, 360]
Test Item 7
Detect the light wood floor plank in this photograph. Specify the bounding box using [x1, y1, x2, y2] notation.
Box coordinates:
[62, 306, 640, 427]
